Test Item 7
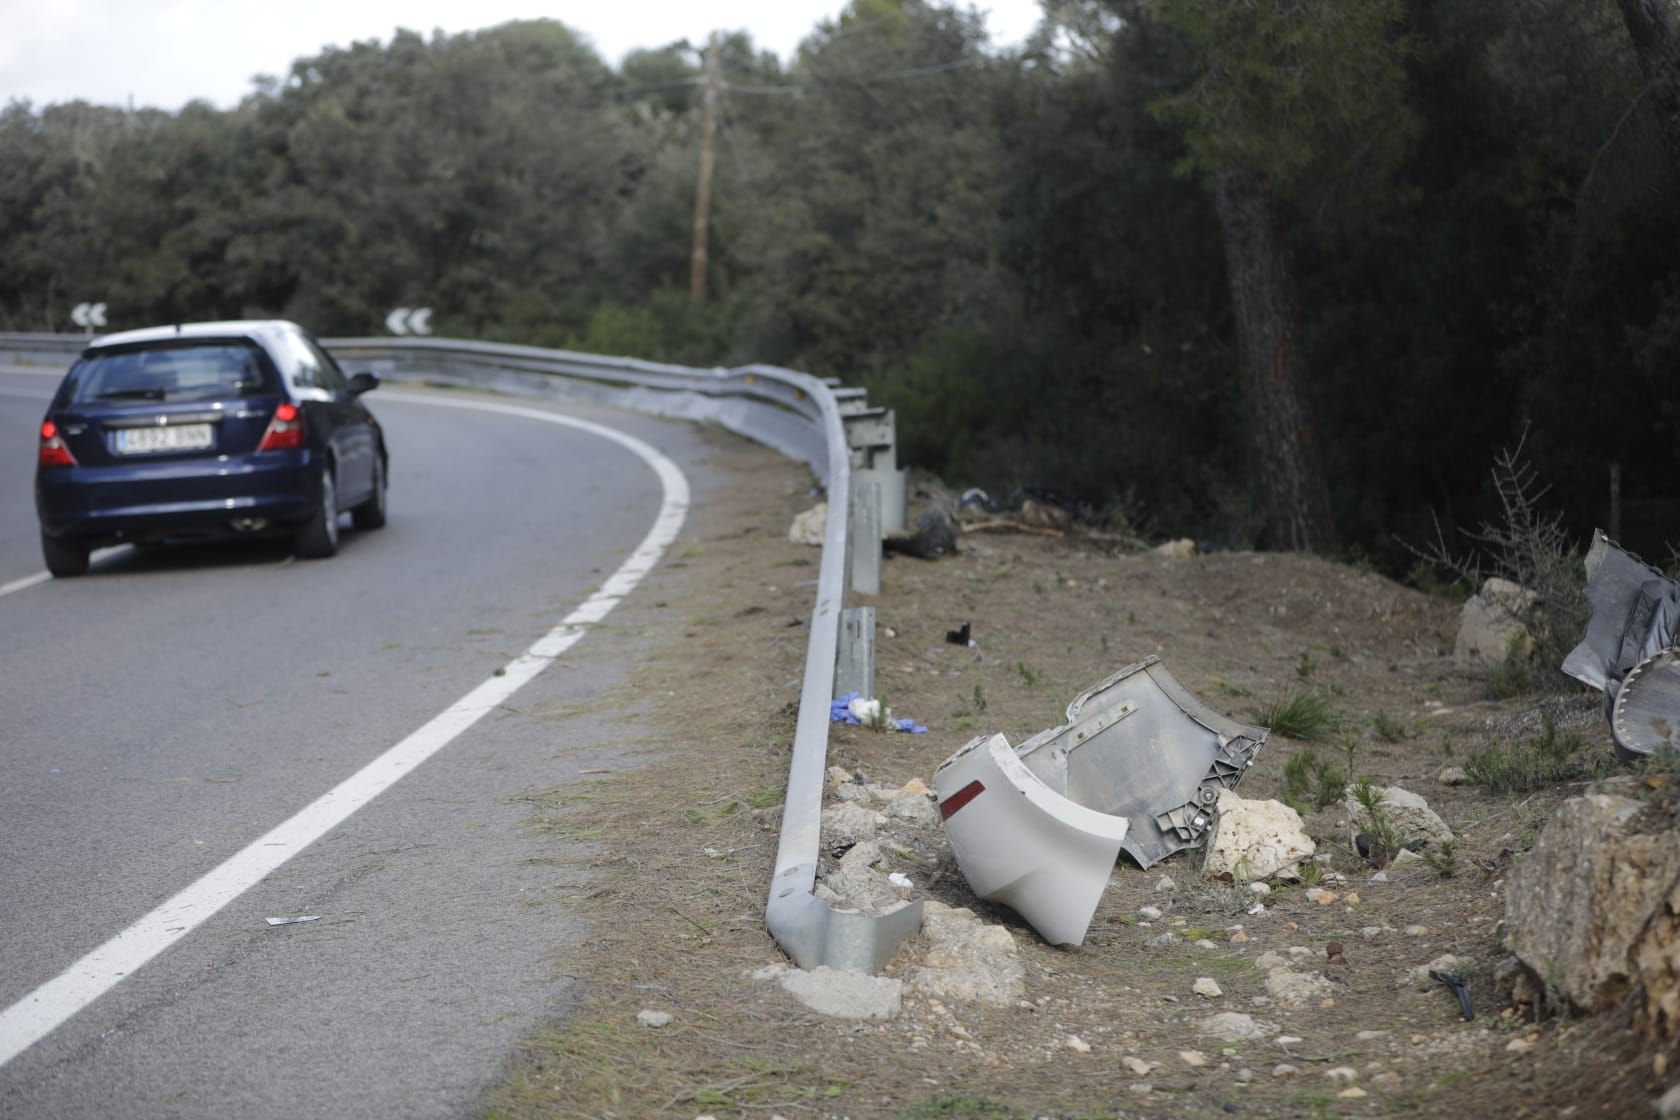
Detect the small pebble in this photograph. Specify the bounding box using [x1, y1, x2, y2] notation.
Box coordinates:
[1156, 875, 1177, 893]
[1273, 1063, 1299, 1078]
[1326, 1066, 1359, 1083]
[1128, 1082, 1153, 1096]
[1506, 1037, 1536, 1053]
[1123, 1056, 1152, 1076]
[1179, 1050, 1208, 1068]
[1247, 882, 1271, 896]
[1193, 978, 1223, 998]
[1275, 1035, 1304, 1046]
[1066, 1035, 1092, 1054]
[1355, 1030, 1389, 1042]
[1235, 1067, 1254, 1083]
[1195, 939, 1219, 950]
[1405, 925, 1431, 937]
[1230, 930, 1250, 944]
[1338, 1088, 1369, 1100]
[636, 1010, 674, 1029]
[1139, 905, 1164, 921]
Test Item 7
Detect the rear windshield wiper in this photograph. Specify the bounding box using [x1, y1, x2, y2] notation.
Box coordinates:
[95, 387, 167, 401]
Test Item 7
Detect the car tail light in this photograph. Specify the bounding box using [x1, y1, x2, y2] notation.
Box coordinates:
[38, 420, 77, 468]
[257, 402, 305, 452]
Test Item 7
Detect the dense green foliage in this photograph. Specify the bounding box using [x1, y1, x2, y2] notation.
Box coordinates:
[3, 1, 1675, 566]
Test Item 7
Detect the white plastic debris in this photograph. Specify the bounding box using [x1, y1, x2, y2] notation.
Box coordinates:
[848, 696, 883, 725]
[887, 871, 913, 889]
[264, 915, 320, 926]
[933, 733, 1130, 946]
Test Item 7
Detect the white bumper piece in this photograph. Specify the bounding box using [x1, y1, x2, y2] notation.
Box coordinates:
[933, 733, 1129, 946]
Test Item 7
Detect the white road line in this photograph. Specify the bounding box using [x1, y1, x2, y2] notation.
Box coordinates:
[0, 394, 690, 1068]
[0, 571, 52, 598]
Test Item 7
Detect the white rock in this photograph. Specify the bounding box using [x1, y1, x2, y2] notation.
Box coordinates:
[1203, 791, 1316, 881]
[1193, 978, 1223, 998]
[1179, 1049, 1208, 1068]
[1355, 1029, 1390, 1042]
[1404, 924, 1431, 937]
[1338, 1087, 1369, 1100]
[1326, 1066, 1359, 1083]
[824, 765, 853, 793]
[1255, 951, 1287, 972]
[1506, 1037, 1536, 1053]
[1248, 881, 1272, 896]
[1154, 538, 1197, 558]
[1198, 1012, 1271, 1043]
[1345, 785, 1455, 847]
[1139, 905, 1164, 921]
[1408, 954, 1461, 991]
[1455, 577, 1536, 663]
[636, 1009, 674, 1028]
[1266, 969, 1336, 1007]
[1275, 1035, 1304, 1046]
[821, 803, 881, 847]
[1066, 1035, 1092, 1054]
[1127, 1082, 1153, 1095]
[1236, 1067, 1254, 1083]
[906, 902, 1026, 1005]
[1156, 875, 1178, 893]
[788, 502, 827, 546]
[1655, 1083, 1680, 1119]
[771, 965, 903, 1019]
[1195, 939, 1218, 950]
[883, 792, 940, 829]
[1273, 1063, 1299, 1078]
[833, 782, 874, 806]
[1123, 1056, 1152, 1076]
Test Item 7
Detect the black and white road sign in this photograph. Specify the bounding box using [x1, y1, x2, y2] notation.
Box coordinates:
[385, 307, 433, 336]
[71, 302, 108, 329]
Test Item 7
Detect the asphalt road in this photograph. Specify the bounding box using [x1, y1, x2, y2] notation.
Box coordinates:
[0, 367, 710, 1117]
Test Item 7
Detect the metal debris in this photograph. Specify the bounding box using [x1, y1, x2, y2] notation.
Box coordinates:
[1014, 658, 1267, 868]
[1561, 531, 1680, 760]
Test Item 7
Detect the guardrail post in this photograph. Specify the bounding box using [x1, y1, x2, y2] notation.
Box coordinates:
[834, 607, 876, 700]
[849, 478, 881, 595]
[855, 466, 908, 535]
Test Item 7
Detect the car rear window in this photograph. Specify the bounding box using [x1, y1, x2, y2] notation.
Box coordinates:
[64, 341, 279, 405]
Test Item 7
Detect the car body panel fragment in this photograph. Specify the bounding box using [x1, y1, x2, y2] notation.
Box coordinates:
[933, 734, 1129, 947]
[1015, 657, 1267, 868]
[1561, 530, 1680, 696]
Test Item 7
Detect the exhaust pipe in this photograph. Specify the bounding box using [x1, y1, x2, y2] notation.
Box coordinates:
[230, 517, 270, 533]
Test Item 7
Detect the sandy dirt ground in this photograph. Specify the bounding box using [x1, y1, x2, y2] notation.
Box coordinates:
[481, 426, 1665, 1120]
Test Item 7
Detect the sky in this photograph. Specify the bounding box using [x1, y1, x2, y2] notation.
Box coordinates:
[0, 0, 1045, 111]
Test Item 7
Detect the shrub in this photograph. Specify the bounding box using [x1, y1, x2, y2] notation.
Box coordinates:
[1279, 748, 1348, 814]
[1256, 691, 1339, 742]
[1464, 713, 1616, 794]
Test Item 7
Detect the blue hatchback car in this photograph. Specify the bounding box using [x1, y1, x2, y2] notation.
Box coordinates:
[35, 320, 387, 576]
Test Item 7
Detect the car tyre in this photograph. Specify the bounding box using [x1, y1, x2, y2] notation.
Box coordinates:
[296, 467, 340, 559]
[41, 532, 90, 577]
[352, 453, 387, 531]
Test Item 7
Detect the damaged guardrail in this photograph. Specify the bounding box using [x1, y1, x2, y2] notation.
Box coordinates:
[0, 329, 921, 974]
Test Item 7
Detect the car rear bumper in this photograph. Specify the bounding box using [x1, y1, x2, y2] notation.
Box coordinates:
[36, 450, 319, 543]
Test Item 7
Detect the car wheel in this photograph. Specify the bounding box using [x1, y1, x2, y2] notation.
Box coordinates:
[41, 532, 90, 577]
[295, 466, 340, 559]
[352, 453, 387, 530]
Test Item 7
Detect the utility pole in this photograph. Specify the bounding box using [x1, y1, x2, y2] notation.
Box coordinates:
[689, 33, 720, 309]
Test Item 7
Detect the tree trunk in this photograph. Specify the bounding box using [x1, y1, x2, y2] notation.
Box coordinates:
[1212, 168, 1339, 554]
[1615, 0, 1680, 179]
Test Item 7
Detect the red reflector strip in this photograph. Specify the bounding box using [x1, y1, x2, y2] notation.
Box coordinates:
[939, 779, 986, 821]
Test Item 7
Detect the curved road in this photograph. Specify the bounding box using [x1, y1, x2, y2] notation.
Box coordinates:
[0, 367, 712, 1117]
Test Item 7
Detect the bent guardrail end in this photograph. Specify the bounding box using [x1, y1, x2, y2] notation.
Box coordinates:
[765, 889, 924, 975]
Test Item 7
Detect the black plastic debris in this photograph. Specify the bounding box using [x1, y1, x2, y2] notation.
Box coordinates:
[945, 622, 971, 646]
[1429, 969, 1475, 1021]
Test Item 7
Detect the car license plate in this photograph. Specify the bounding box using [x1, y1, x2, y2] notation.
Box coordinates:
[114, 424, 214, 455]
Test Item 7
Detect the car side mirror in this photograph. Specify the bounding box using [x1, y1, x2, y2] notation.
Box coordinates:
[347, 372, 380, 395]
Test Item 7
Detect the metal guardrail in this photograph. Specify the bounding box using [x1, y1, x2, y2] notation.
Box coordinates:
[0, 329, 922, 974]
